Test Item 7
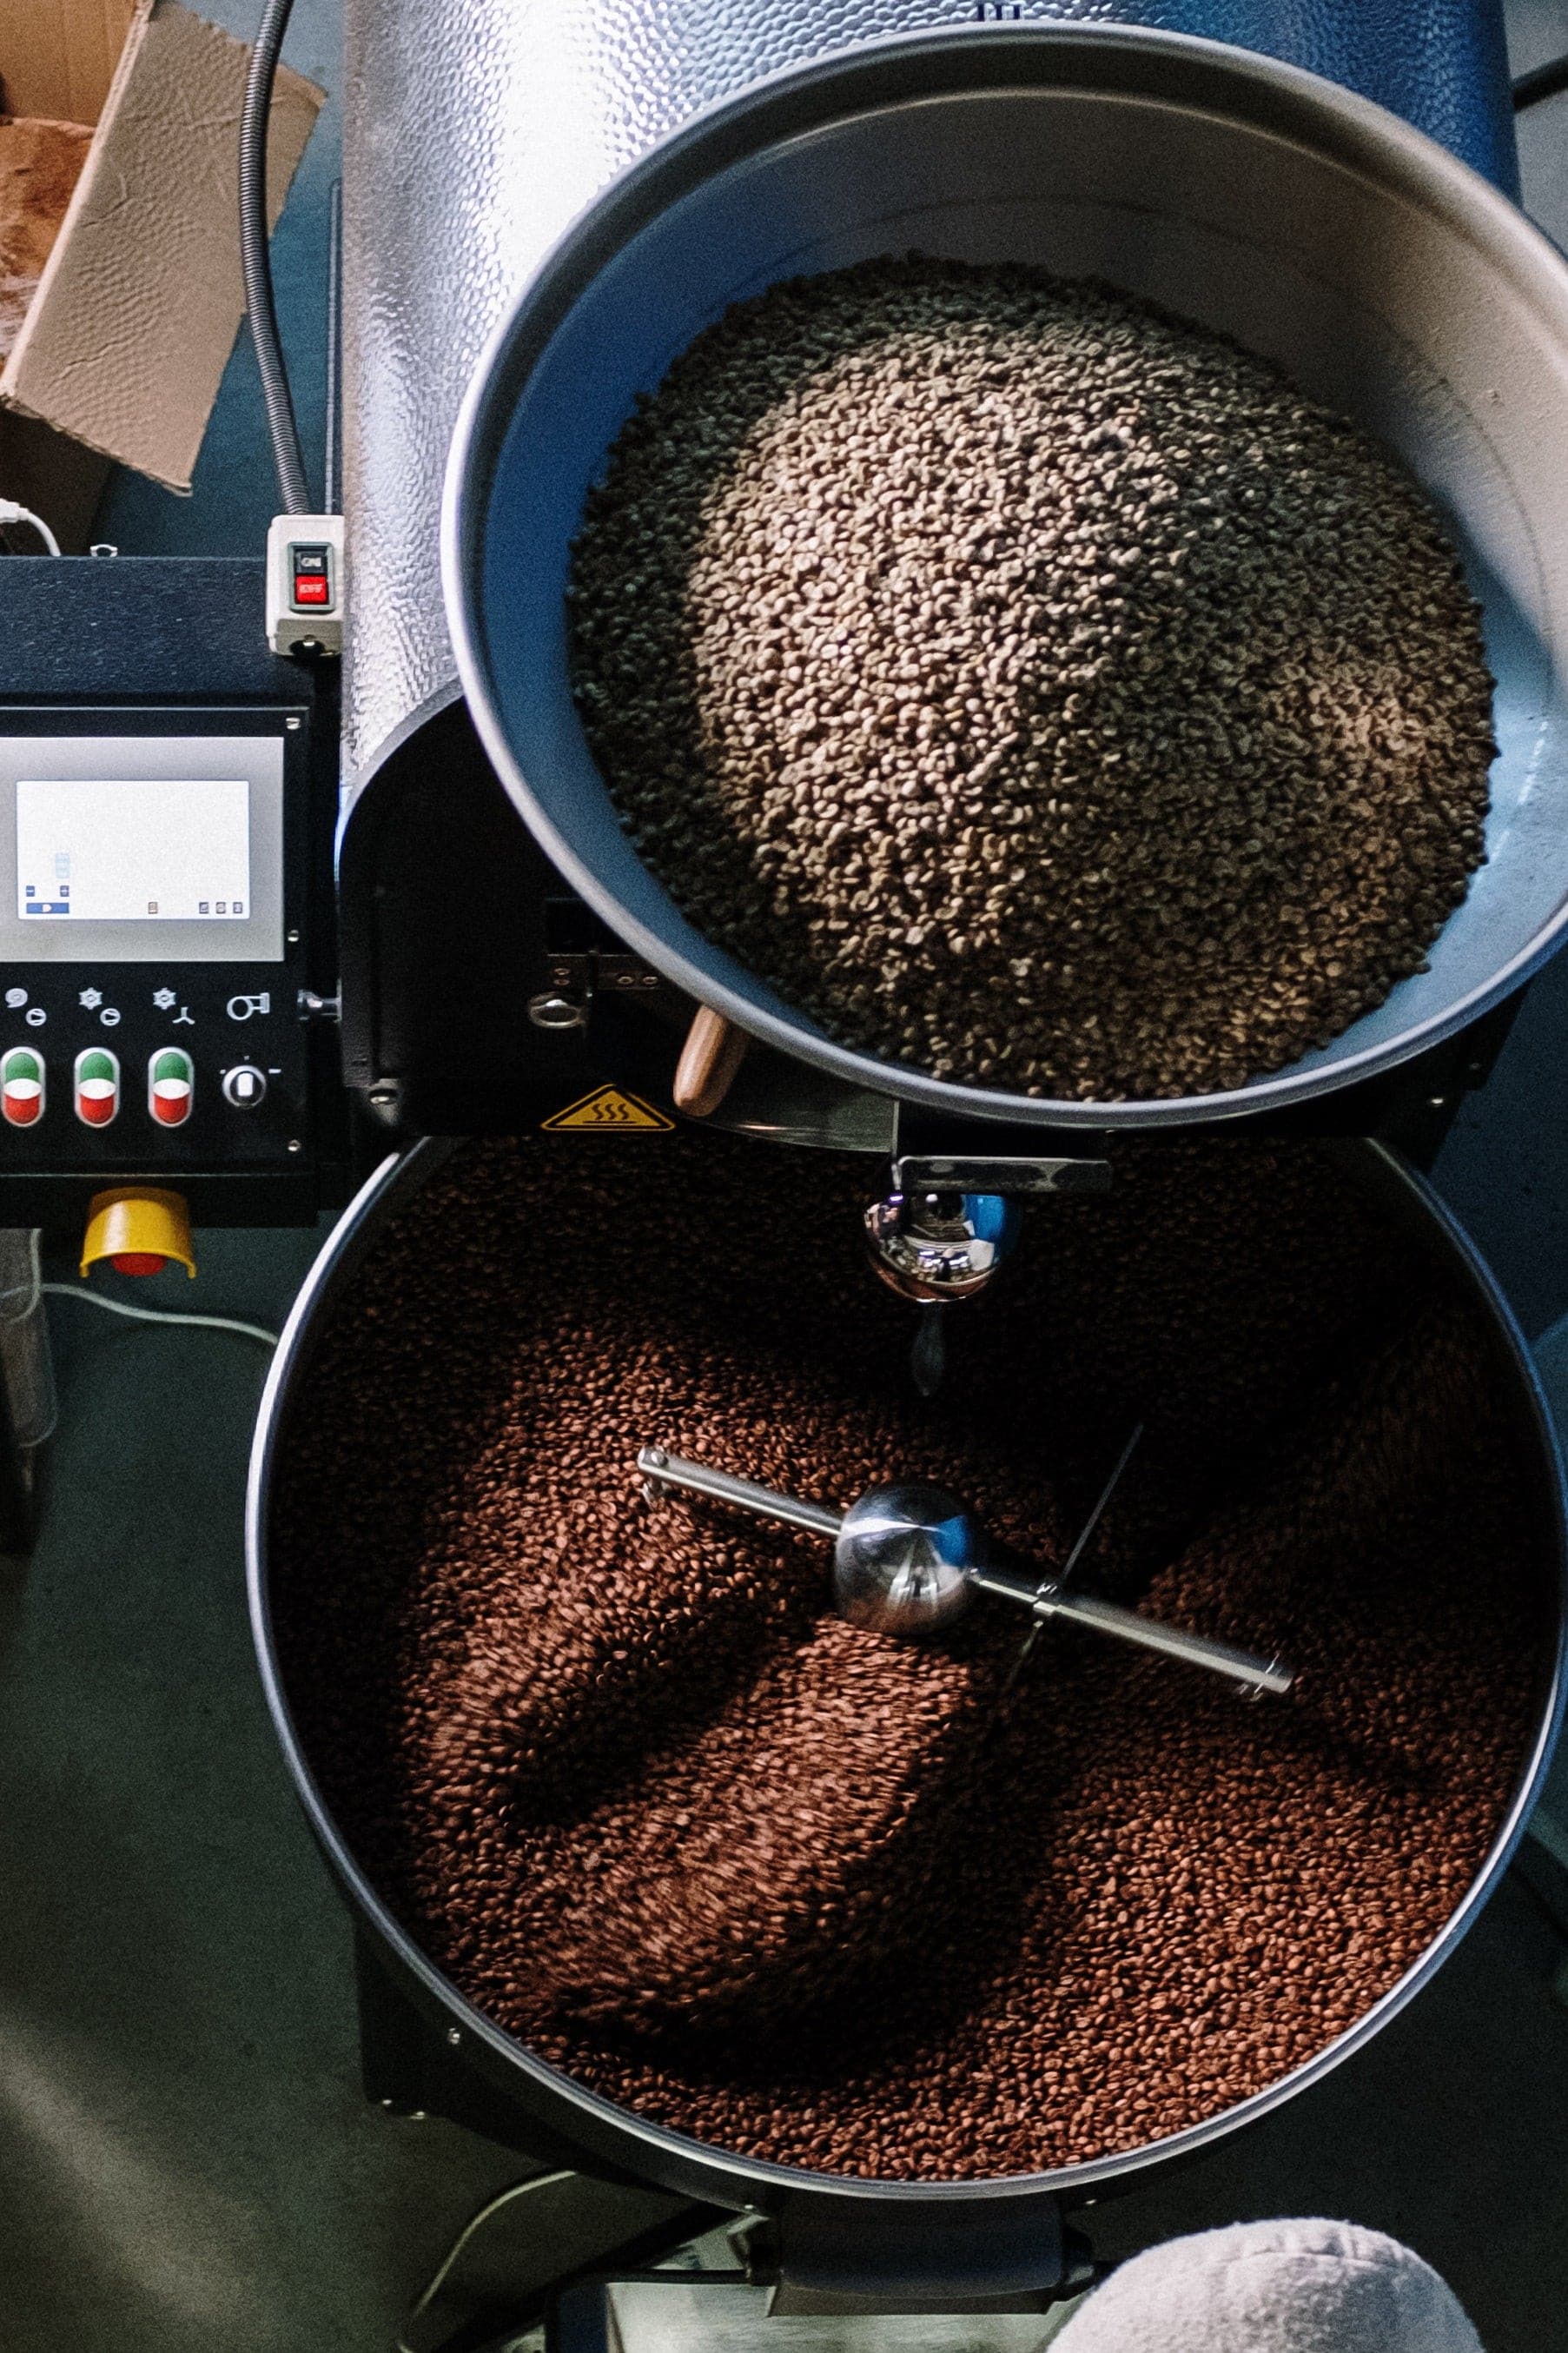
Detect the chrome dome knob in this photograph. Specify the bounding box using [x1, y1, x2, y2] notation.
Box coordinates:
[864, 1190, 1020, 1304]
[831, 1482, 979, 1636]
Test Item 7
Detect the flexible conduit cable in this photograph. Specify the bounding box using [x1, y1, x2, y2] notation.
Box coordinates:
[240, 0, 311, 514]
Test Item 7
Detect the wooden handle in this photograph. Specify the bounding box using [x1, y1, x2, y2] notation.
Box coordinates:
[674, 1007, 749, 1117]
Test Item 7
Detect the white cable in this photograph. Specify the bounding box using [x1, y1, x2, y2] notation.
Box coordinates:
[397, 2173, 573, 2353]
[0, 500, 62, 556]
[42, 1283, 278, 1348]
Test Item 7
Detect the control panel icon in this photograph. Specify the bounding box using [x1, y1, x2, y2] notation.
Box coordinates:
[222, 1064, 267, 1108]
[226, 992, 270, 1022]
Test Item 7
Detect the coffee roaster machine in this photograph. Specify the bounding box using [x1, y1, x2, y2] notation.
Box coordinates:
[5, 1, 1568, 2344]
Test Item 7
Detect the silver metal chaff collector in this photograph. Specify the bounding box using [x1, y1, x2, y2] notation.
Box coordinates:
[637, 1441, 1293, 1694]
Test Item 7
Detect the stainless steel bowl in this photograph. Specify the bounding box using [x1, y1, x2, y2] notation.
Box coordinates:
[444, 24, 1568, 1128]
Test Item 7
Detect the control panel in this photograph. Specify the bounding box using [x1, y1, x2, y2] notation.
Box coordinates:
[0, 969, 306, 1168]
[0, 705, 313, 1180]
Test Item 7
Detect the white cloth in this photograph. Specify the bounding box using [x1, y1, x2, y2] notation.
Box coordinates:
[1050, 2218, 1485, 2353]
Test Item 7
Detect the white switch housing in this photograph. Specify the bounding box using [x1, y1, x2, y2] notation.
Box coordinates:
[266, 514, 345, 656]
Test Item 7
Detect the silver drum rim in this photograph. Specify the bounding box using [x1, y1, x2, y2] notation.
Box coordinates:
[248, 1135, 1568, 2217]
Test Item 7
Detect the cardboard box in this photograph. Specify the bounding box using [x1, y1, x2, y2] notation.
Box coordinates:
[0, 0, 322, 544]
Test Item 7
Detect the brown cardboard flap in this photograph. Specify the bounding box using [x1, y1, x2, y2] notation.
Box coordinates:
[0, 0, 142, 127]
[0, 0, 323, 494]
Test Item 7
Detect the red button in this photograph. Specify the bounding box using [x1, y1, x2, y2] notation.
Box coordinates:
[294, 573, 329, 606]
[75, 1047, 120, 1127]
[2, 1047, 44, 1126]
[149, 1048, 194, 1128]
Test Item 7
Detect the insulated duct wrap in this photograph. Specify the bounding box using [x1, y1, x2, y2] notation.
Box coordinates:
[339, 0, 1513, 788]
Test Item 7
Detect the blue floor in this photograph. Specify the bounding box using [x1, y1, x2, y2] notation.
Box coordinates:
[3, 3, 1568, 2349]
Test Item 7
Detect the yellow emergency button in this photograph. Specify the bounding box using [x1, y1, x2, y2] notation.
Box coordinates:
[80, 1187, 196, 1280]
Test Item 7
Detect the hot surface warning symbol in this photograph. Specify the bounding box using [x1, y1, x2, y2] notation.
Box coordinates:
[541, 1084, 674, 1132]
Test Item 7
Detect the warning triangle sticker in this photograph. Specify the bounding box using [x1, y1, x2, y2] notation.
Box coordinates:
[541, 1084, 674, 1132]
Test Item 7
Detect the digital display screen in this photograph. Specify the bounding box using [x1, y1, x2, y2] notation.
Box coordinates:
[0, 730, 285, 964]
[16, 777, 252, 924]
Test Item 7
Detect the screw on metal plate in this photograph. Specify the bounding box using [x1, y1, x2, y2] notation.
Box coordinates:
[639, 1444, 672, 1506]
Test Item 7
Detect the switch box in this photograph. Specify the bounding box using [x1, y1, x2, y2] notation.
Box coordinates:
[266, 514, 344, 656]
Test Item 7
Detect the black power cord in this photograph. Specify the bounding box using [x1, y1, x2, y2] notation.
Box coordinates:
[1514, 55, 1568, 111]
[324, 176, 342, 518]
[240, 0, 311, 514]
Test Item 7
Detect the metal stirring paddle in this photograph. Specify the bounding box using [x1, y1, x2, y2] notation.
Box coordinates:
[637, 1445, 1293, 1698]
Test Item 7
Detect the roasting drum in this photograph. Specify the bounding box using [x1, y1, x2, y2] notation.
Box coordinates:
[248, 1139, 1565, 2296]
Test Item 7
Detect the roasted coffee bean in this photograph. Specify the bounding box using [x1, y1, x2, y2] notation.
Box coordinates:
[271, 1135, 1545, 2181]
[567, 257, 1495, 1102]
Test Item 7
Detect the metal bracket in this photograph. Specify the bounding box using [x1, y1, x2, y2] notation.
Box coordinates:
[530, 949, 669, 1034]
[771, 2191, 1069, 2305]
[895, 1154, 1111, 1196]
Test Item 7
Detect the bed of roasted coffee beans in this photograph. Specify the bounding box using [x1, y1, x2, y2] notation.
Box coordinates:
[271, 1135, 1544, 2179]
[567, 257, 1495, 1101]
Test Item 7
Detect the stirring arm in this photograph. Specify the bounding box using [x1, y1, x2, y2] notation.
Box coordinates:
[969, 1554, 1292, 1695]
[638, 1443, 1293, 1696]
[638, 1447, 843, 1538]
